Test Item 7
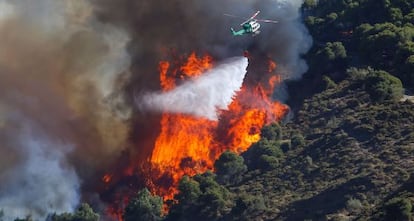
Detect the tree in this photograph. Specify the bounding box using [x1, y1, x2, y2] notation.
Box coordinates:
[228, 193, 266, 221]
[260, 123, 282, 141]
[303, 0, 318, 9]
[167, 176, 201, 221]
[356, 23, 400, 68]
[397, 40, 414, 88]
[291, 133, 306, 148]
[346, 198, 363, 214]
[347, 67, 370, 81]
[403, 55, 414, 87]
[243, 139, 283, 171]
[321, 75, 337, 90]
[193, 172, 234, 219]
[364, 69, 404, 102]
[322, 42, 347, 61]
[258, 155, 280, 170]
[310, 42, 347, 74]
[50, 213, 73, 221]
[14, 218, 33, 221]
[214, 151, 247, 185]
[326, 12, 338, 23]
[123, 188, 163, 221]
[389, 7, 403, 24]
[280, 141, 291, 153]
[167, 172, 234, 221]
[384, 197, 412, 221]
[51, 204, 99, 221]
[176, 176, 202, 204]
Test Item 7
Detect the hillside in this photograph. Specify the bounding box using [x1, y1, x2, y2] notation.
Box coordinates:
[144, 68, 414, 221]
[233, 74, 414, 220]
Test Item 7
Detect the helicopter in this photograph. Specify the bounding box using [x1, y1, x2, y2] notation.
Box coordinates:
[224, 11, 278, 36]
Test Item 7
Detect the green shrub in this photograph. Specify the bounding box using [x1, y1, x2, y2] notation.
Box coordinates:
[259, 155, 280, 170]
[229, 193, 267, 220]
[322, 75, 337, 90]
[346, 198, 363, 214]
[291, 134, 306, 148]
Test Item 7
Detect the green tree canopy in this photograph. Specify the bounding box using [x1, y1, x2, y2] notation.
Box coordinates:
[364, 69, 404, 102]
[291, 133, 306, 148]
[260, 123, 282, 141]
[51, 204, 99, 221]
[214, 150, 247, 185]
[243, 139, 283, 171]
[384, 197, 413, 221]
[123, 188, 163, 221]
[167, 172, 233, 221]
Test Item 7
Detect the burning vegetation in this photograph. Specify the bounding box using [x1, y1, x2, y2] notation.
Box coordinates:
[0, 0, 312, 220]
[101, 52, 288, 218]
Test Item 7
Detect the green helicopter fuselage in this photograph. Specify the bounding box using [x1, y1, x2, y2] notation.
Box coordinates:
[231, 21, 261, 36]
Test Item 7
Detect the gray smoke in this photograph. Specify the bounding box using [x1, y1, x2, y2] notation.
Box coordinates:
[138, 57, 248, 120]
[0, 0, 131, 219]
[92, 0, 312, 85]
[0, 110, 80, 221]
[0, 0, 312, 219]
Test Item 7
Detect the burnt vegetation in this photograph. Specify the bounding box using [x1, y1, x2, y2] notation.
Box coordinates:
[8, 0, 414, 220]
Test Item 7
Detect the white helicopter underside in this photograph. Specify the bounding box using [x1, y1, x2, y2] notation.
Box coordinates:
[249, 20, 261, 33]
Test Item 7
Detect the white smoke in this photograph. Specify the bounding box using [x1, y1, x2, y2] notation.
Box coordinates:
[138, 57, 248, 120]
[0, 114, 80, 221]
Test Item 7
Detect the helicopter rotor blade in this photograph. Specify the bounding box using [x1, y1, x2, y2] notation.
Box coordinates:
[223, 13, 246, 20]
[223, 13, 250, 26]
[239, 11, 261, 26]
[256, 19, 279, 24]
[224, 13, 249, 26]
[249, 11, 261, 20]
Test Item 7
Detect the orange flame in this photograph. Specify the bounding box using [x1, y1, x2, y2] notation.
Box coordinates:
[159, 61, 174, 91]
[102, 174, 112, 184]
[268, 60, 277, 73]
[148, 53, 216, 199]
[147, 53, 288, 201]
[101, 53, 288, 218]
[180, 52, 213, 77]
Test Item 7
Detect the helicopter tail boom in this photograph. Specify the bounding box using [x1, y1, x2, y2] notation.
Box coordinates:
[231, 28, 245, 36]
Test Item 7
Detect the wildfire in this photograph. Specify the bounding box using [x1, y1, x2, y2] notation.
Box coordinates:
[149, 53, 217, 199]
[148, 52, 288, 200]
[180, 52, 213, 77]
[102, 52, 288, 218]
[102, 174, 112, 184]
[268, 60, 277, 73]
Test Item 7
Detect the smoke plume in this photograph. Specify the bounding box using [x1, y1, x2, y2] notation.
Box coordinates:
[0, 0, 131, 219]
[138, 57, 248, 120]
[105, 0, 313, 106]
[92, 0, 312, 91]
[0, 111, 80, 220]
[0, 0, 311, 219]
